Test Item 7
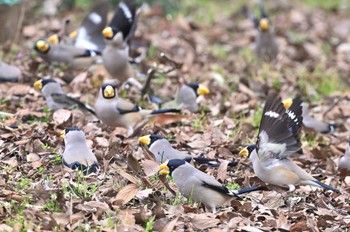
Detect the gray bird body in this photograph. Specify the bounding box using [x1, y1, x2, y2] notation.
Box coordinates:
[175, 85, 198, 112]
[302, 103, 334, 133]
[149, 138, 190, 163]
[255, 30, 278, 61]
[0, 61, 21, 81]
[171, 161, 234, 213]
[35, 79, 96, 114]
[63, 130, 99, 174]
[41, 82, 66, 110]
[102, 33, 133, 82]
[339, 143, 350, 171]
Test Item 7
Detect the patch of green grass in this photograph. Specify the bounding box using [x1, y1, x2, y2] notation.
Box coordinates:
[192, 112, 207, 130]
[0, 98, 9, 104]
[18, 177, 31, 189]
[301, 0, 343, 11]
[42, 193, 61, 212]
[252, 107, 263, 127]
[286, 31, 309, 44]
[227, 182, 240, 191]
[153, 73, 167, 85]
[147, 44, 157, 59]
[66, 173, 100, 199]
[145, 216, 155, 232]
[239, 47, 256, 64]
[209, 44, 230, 59]
[52, 154, 62, 165]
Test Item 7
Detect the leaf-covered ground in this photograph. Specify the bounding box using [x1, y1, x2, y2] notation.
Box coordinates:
[1, 0, 350, 231]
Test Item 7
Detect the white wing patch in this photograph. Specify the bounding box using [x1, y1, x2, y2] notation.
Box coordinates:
[119, 2, 133, 23]
[264, 111, 279, 118]
[89, 12, 102, 24]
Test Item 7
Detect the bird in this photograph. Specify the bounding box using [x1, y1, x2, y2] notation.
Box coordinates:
[101, 0, 139, 82]
[47, 1, 108, 51]
[282, 98, 335, 134]
[338, 142, 350, 172]
[61, 127, 99, 174]
[33, 78, 96, 115]
[239, 93, 340, 193]
[250, 3, 278, 61]
[159, 159, 264, 213]
[33, 39, 101, 69]
[139, 134, 237, 167]
[0, 61, 21, 82]
[94, 83, 181, 136]
[161, 83, 210, 113]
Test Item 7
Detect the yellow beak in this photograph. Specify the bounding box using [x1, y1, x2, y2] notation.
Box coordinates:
[102, 27, 114, 39]
[197, 85, 210, 96]
[159, 161, 170, 175]
[69, 30, 78, 39]
[47, 34, 60, 45]
[239, 147, 249, 157]
[33, 80, 43, 91]
[103, 85, 115, 98]
[282, 98, 293, 110]
[60, 130, 66, 139]
[138, 135, 151, 145]
[259, 18, 269, 31]
[36, 40, 49, 52]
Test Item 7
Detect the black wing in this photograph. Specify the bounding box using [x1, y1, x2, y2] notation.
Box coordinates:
[257, 93, 300, 155]
[108, 0, 138, 42]
[201, 181, 238, 197]
[116, 104, 141, 114]
[51, 93, 96, 115]
[286, 95, 303, 147]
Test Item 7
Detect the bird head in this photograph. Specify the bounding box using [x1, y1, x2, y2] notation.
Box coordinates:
[187, 83, 210, 97]
[69, 30, 78, 39]
[159, 159, 186, 175]
[33, 79, 57, 91]
[102, 26, 115, 40]
[239, 144, 257, 157]
[47, 34, 61, 45]
[34, 39, 50, 53]
[138, 134, 164, 147]
[101, 83, 117, 99]
[259, 18, 270, 31]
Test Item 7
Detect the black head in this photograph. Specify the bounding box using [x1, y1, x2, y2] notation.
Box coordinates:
[166, 159, 186, 175]
[246, 144, 257, 156]
[65, 127, 80, 134]
[101, 83, 118, 99]
[42, 79, 57, 86]
[186, 83, 200, 96]
[149, 134, 164, 147]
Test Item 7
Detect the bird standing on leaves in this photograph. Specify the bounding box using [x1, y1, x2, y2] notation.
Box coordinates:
[250, 3, 278, 61]
[33, 78, 96, 115]
[94, 83, 180, 136]
[61, 127, 99, 174]
[240, 94, 340, 193]
[139, 134, 237, 167]
[161, 83, 210, 113]
[0, 61, 21, 82]
[339, 142, 350, 172]
[159, 159, 264, 213]
[102, 0, 138, 83]
[282, 99, 335, 134]
[34, 39, 101, 69]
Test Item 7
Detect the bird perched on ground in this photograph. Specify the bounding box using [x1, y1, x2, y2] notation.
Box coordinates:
[33, 78, 95, 115]
[101, 0, 139, 82]
[249, 3, 278, 61]
[160, 83, 210, 113]
[282, 99, 335, 134]
[159, 159, 264, 213]
[48, 1, 108, 51]
[139, 134, 237, 166]
[0, 61, 21, 82]
[61, 127, 99, 174]
[94, 83, 181, 136]
[34, 39, 101, 69]
[240, 94, 340, 193]
[338, 142, 350, 173]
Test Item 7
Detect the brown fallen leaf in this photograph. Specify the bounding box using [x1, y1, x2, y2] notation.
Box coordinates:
[142, 159, 159, 177]
[160, 216, 179, 232]
[152, 114, 187, 126]
[191, 214, 220, 230]
[53, 109, 72, 125]
[217, 160, 229, 183]
[113, 184, 139, 206]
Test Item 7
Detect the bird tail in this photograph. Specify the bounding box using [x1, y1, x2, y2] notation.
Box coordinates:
[190, 157, 238, 167]
[312, 180, 340, 194]
[150, 109, 181, 115]
[233, 185, 267, 195]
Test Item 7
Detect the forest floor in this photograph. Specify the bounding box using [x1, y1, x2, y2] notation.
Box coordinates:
[1, 0, 350, 231]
